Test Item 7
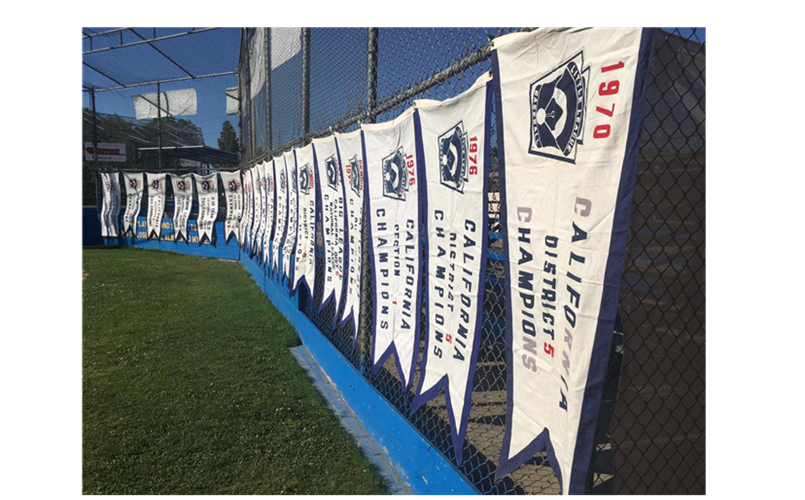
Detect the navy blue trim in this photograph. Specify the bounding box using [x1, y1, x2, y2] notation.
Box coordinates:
[492, 31, 657, 493]
[293, 148, 318, 305]
[366, 124, 420, 393]
[490, 47, 567, 488]
[336, 132, 367, 350]
[288, 150, 300, 293]
[410, 80, 494, 466]
[567, 28, 656, 495]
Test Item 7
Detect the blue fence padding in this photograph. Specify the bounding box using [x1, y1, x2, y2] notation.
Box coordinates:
[83, 207, 103, 246]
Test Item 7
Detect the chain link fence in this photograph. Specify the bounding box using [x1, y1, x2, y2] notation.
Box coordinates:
[254, 27, 704, 494]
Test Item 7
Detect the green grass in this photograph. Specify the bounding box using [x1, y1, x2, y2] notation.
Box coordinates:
[83, 247, 387, 494]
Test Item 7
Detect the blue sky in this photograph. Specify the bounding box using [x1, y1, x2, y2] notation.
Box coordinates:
[83, 28, 704, 150]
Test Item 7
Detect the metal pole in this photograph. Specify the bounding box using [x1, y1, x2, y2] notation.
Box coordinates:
[91, 88, 100, 212]
[301, 28, 311, 139]
[366, 28, 378, 124]
[265, 28, 272, 153]
[238, 30, 245, 166]
[157, 82, 163, 172]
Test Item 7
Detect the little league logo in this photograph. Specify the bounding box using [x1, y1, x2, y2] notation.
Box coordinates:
[129, 178, 141, 190]
[299, 164, 312, 195]
[228, 179, 240, 192]
[176, 180, 188, 192]
[105, 180, 116, 192]
[280, 170, 286, 191]
[151, 179, 162, 190]
[382, 147, 408, 201]
[325, 156, 339, 191]
[349, 156, 362, 196]
[529, 51, 589, 163]
[438, 122, 468, 193]
[200, 179, 215, 192]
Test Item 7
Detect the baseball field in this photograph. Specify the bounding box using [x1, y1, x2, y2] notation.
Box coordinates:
[82, 247, 386, 494]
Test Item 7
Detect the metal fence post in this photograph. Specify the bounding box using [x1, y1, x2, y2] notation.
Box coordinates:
[91, 87, 100, 212]
[265, 28, 273, 154]
[366, 28, 378, 124]
[301, 28, 311, 142]
[156, 82, 163, 172]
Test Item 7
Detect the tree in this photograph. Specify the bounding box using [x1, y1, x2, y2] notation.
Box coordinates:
[217, 121, 238, 153]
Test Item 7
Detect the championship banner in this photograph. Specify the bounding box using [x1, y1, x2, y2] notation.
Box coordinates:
[335, 129, 365, 344]
[262, 160, 275, 265]
[491, 28, 655, 493]
[219, 171, 243, 243]
[245, 168, 257, 251]
[145, 172, 167, 239]
[282, 151, 298, 284]
[252, 163, 265, 257]
[194, 173, 219, 244]
[362, 107, 422, 390]
[121, 172, 144, 236]
[292, 143, 317, 297]
[99, 172, 121, 238]
[312, 136, 345, 310]
[272, 155, 289, 278]
[170, 173, 194, 242]
[411, 72, 492, 464]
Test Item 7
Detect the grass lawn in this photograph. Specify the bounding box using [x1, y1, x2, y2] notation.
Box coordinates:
[83, 247, 387, 494]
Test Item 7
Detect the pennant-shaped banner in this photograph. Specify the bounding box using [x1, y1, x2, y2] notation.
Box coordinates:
[244, 168, 256, 251]
[253, 164, 265, 257]
[313, 136, 346, 313]
[282, 151, 298, 285]
[411, 72, 492, 464]
[219, 171, 243, 243]
[363, 107, 422, 390]
[170, 173, 194, 242]
[194, 173, 218, 244]
[262, 161, 275, 265]
[293, 144, 317, 297]
[491, 27, 654, 493]
[335, 129, 365, 344]
[121, 172, 143, 237]
[146, 172, 167, 240]
[99, 172, 121, 238]
[272, 156, 289, 278]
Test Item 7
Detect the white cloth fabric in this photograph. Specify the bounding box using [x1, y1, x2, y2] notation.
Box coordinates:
[170, 173, 194, 242]
[145, 173, 167, 239]
[121, 172, 144, 236]
[312, 135, 346, 310]
[492, 27, 652, 493]
[362, 107, 422, 390]
[292, 144, 317, 296]
[411, 72, 492, 464]
[99, 172, 120, 238]
[194, 173, 219, 243]
[219, 171, 243, 243]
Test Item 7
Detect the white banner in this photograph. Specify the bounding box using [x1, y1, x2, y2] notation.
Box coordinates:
[335, 130, 365, 344]
[146, 172, 167, 239]
[362, 107, 422, 390]
[240, 169, 253, 250]
[262, 160, 275, 265]
[491, 28, 654, 493]
[411, 72, 492, 463]
[194, 173, 219, 244]
[246, 170, 259, 252]
[99, 172, 121, 238]
[312, 135, 346, 312]
[282, 151, 298, 285]
[293, 144, 317, 297]
[272, 156, 288, 277]
[219, 171, 243, 243]
[121, 172, 143, 236]
[170, 173, 194, 242]
[253, 164, 265, 256]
